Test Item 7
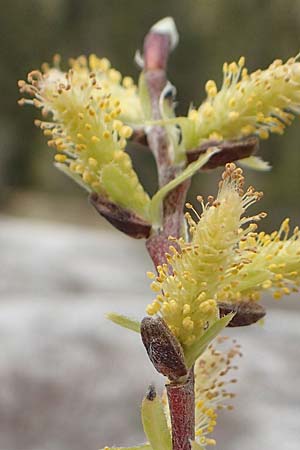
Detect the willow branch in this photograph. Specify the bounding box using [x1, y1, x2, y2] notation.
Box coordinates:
[142, 23, 194, 450]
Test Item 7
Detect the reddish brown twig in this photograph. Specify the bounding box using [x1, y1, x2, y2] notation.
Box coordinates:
[166, 370, 195, 450]
[143, 24, 195, 450]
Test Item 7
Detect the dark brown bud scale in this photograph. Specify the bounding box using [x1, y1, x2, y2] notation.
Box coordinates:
[218, 301, 266, 327]
[187, 136, 259, 169]
[141, 317, 188, 381]
[90, 192, 151, 239]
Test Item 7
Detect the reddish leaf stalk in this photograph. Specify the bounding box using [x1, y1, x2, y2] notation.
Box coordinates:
[143, 26, 195, 450]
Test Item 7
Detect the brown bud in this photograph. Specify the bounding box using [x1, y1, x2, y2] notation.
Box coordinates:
[141, 317, 187, 381]
[218, 301, 266, 327]
[186, 136, 259, 169]
[90, 192, 151, 239]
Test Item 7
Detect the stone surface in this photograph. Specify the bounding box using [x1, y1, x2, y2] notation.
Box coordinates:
[0, 216, 299, 450]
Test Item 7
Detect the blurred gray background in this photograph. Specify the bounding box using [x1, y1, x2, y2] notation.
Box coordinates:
[0, 0, 300, 449]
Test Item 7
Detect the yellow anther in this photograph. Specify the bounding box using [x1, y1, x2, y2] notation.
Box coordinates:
[170, 300, 178, 313]
[241, 125, 256, 135]
[241, 67, 248, 78]
[91, 135, 100, 143]
[75, 164, 84, 174]
[54, 154, 67, 163]
[197, 292, 207, 302]
[147, 271, 155, 279]
[228, 62, 238, 74]
[258, 129, 269, 139]
[162, 302, 171, 314]
[119, 125, 133, 139]
[146, 304, 156, 315]
[183, 335, 196, 346]
[262, 280, 272, 289]
[82, 171, 94, 184]
[238, 56, 245, 67]
[273, 291, 283, 300]
[205, 80, 218, 97]
[113, 120, 123, 131]
[122, 76, 134, 88]
[183, 304, 191, 315]
[100, 57, 111, 71]
[182, 317, 194, 331]
[151, 282, 161, 293]
[108, 68, 122, 83]
[102, 130, 111, 139]
[199, 300, 217, 314]
[88, 157, 98, 167]
[274, 274, 283, 281]
[281, 218, 290, 231]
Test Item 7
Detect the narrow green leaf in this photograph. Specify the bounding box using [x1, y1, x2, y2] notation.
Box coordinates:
[106, 312, 141, 333]
[184, 313, 235, 368]
[238, 155, 271, 171]
[99, 445, 152, 450]
[150, 148, 221, 228]
[141, 386, 172, 450]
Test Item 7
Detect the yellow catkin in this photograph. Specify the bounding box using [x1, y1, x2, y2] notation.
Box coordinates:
[180, 55, 300, 149]
[18, 54, 151, 220]
[146, 164, 300, 347]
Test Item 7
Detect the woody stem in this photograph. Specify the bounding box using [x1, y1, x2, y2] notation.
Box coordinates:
[143, 26, 194, 450]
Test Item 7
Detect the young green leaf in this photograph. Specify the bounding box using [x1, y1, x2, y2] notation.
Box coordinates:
[150, 147, 221, 228]
[183, 313, 235, 368]
[238, 155, 271, 171]
[106, 312, 141, 333]
[141, 385, 172, 450]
